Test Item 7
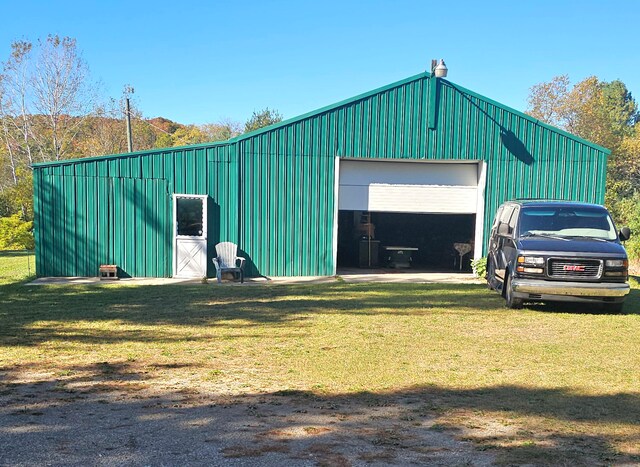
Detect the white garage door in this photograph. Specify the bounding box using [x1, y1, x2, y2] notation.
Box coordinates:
[338, 160, 479, 213]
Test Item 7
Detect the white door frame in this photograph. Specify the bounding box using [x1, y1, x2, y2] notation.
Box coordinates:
[473, 161, 487, 260]
[331, 157, 341, 275]
[173, 194, 208, 278]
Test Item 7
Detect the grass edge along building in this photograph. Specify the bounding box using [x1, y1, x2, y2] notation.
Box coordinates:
[32, 70, 610, 279]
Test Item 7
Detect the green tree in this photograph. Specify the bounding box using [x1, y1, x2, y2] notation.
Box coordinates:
[526, 74, 571, 128]
[200, 119, 242, 142]
[31, 35, 96, 161]
[0, 214, 33, 250]
[1, 35, 97, 219]
[170, 125, 209, 146]
[154, 132, 173, 149]
[244, 108, 283, 133]
[527, 76, 638, 152]
[608, 127, 640, 211]
[527, 75, 640, 257]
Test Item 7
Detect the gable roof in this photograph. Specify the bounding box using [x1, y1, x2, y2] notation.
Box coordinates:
[32, 71, 610, 168]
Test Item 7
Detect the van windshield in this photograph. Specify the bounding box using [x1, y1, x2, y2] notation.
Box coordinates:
[518, 206, 617, 241]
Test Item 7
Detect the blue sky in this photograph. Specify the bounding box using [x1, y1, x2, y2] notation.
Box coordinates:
[1, 0, 638, 125]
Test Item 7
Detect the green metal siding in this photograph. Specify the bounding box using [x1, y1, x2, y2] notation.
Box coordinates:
[238, 134, 335, 276]
[33, 145, 239, 277]
[32, 72, 610, 278]
[33, 173, 171, 277]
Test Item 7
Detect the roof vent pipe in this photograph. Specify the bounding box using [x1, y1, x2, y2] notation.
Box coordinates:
[431, 59, 448, 78]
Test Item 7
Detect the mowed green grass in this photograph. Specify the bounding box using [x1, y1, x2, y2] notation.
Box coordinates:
[0, 250, 35, 285]
[1, 251, 639, 464]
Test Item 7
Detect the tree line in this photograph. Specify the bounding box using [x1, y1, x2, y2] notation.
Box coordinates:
[1, 36, 639, 258]
[527, 75, 640, 257]
[0, 35, 282, 248]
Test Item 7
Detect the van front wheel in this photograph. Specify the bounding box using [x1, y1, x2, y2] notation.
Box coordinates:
[505, 274, 523, 309]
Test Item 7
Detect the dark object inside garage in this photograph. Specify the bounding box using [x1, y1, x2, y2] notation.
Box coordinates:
[337, 211, 476, 271]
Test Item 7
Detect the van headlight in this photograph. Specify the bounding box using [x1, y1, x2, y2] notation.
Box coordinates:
[516, 256, 544, 274]
[517, 256, 545, 266]
[605, 259, 627, 268]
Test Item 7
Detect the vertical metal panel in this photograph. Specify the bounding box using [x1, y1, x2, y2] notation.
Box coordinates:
[32, 172, 43, 276]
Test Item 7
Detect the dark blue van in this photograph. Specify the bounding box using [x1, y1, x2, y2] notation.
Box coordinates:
[487, 201, 631, 312]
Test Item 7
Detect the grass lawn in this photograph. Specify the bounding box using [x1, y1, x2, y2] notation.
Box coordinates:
[1, 251, 639, 465]
[0, 250, 35, 285]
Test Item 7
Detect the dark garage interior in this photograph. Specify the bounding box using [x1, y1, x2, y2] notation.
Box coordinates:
[337, 211, 476, 272]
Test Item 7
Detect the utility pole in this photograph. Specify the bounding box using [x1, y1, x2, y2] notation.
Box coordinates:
[125, 98, 133, 152]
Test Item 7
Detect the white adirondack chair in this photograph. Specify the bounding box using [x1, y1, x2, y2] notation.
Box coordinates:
[212, 242, 246, 283]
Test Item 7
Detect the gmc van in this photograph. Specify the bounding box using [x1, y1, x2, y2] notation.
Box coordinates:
[487, 200, 631, 312]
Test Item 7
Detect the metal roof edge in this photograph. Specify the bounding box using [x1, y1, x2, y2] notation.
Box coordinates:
[227, 71, 431, 143]
[443, 80, 612, 156]
[31, 139, 232, 168]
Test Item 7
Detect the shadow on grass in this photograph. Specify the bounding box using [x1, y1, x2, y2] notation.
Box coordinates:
[522, 285, 640, 315]
[0, 281, 504, 346]
[0, 362, 638, 466]
[1, 279, 638, 346]
[0, 250, 34, 257]
[1, 277, 639, 465]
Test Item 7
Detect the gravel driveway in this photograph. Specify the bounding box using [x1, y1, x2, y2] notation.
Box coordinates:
[0, 371, 494, 466]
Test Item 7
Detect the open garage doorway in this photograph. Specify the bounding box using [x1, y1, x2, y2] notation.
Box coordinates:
[337, 211, 476, 271]
[335, 159, 486, 273]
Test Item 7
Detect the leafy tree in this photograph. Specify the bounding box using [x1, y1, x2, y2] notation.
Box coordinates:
[0, 188, 14, 217]
[528, 76, 638, 152]
[244, 108, 283, 133]
[0, 41, 34, 215]
[200, 119, 242, 142]
[607, 127, 640, 212]
[31, 35, 96, 161]
[78, 97, 127, 156]
[608, 190, 640, 259]
[0, 35, 96, 220]
[152, 124, 206, 148]
[170, 125, 209, 146]
[0, 214, 33, 250]
[152, 119, 243, 148]
[154, 132, 173, 149]
[527, 74, 571, 128]
[527, 76, 640, 259]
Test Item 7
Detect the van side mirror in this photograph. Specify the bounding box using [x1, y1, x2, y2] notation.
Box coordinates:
[497, 223, 512, 236]
[619, 227, 631, 242]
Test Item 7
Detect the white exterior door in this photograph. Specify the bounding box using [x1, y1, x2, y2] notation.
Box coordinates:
[173, 195, 208, 278]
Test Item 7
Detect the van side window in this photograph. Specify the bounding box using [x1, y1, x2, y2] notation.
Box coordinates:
[500, 206, 514, 225]
[495, 205, 515, 236]
[508, 206, 520, 231]
[492, 206, 503, 230]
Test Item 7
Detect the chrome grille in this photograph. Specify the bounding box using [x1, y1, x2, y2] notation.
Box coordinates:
[548, 258, 602, 279]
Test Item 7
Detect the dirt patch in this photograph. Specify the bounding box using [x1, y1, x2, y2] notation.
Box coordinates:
[0, 373, 494, 466]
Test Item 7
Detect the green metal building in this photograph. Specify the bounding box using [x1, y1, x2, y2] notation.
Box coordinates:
[32, 71, 610, 278]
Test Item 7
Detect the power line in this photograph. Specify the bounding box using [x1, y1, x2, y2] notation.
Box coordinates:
[123, 107, 172, 135]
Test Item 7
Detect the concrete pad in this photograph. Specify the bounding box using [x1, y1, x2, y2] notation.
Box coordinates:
[251, 275, 337, 285]
[28, 271, 482, 286]
[26, 277, 203, 286]
[27, 277, 102, 285]
[339, 271, 482, 284]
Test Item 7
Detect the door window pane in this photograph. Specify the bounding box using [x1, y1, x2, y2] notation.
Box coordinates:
[177, 198, 204, 236]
